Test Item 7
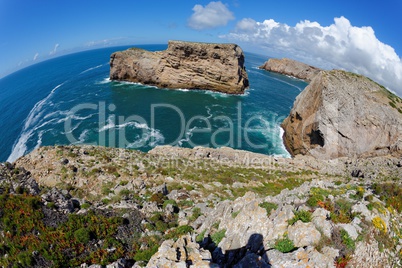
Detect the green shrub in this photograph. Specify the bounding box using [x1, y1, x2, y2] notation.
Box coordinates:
[307, 194, 324, 207]
[119, 180, 129, 186]
[155, 221, 168, 232]
[80, 203, 91, 209]
[211, 229, 226, 245]
[74, 228, 91, 244]
[165, 225, 194, 240]
[372, 182, 402, 212]
[17, 251, 33, 266]
[340, 229, 355, 250]
[259, 202, 278, 216]
[46, 202, 56, 209]
[274, 235, 295, 253]
[196, 230, 206, 243]
[330, 199, 355, 224]
[189, 207, 201, 221]
[231, 211, 240, 218]
[288, 210, 312, 225]
[150, 192, 166, 205]
[176, 225, 194, 235]
[133, 245, 159, 262]
[162, 199, 178, 209]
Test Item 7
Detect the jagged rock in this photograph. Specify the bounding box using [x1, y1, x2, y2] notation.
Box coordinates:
[338, 223, 359, 240]
[348, 236, 393, 268]
[81, 259, 131, 268]
[110, 41, 249, 94]
[0, 163, 40, 195]
[259, 58, 321, 82]
[351, 169, 364, 178]
[269, 205, 295, 241]
[267, 247, 336, 268]
[282, 70, 402, 159]
[287, 221, 321, 247]
[41, 187, 76, 213]
[312, 208, 332, 238]
[146, 235, 211, 268]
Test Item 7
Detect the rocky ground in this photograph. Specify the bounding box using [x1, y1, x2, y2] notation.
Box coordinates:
[0, 145, 400, 267]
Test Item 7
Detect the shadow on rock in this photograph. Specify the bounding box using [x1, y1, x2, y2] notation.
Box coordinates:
[200, 233, 271, 268]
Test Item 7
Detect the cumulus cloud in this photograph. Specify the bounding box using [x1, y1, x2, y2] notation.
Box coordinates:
[33, 52, 39, 61]
[223, 16, 402, 95]
[49, 43, 59, 55]
[188, 1, 234, 30]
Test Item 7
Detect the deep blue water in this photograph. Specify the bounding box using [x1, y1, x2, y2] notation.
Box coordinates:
[0, 45, 307, 162]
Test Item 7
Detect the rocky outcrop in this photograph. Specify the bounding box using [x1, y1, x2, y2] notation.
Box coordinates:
[146, 235, 212, 268]
[6, 145, 402, 267]
[282, 70, 402, 159]
[260, 58, 321, 82]
[110, 40, 249, 94]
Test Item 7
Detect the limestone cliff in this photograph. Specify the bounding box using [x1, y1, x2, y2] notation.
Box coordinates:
[109, 40, 249, 94]
[282, 70, 402, 159]
[259, 58, 321, 82]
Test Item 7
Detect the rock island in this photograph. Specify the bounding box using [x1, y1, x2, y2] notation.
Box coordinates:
[110, 40, 249, 94]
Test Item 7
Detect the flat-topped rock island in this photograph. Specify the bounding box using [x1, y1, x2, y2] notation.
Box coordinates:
[110, 40, 249, 94]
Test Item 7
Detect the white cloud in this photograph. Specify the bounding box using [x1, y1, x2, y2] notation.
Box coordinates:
[49, 43, 59, 55]
[33, 52, 39, 61]
[188, 1, 234, 30]
[223, 16, 402, 95]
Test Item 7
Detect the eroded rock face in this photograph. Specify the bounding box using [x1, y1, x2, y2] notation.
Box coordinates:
[282, 70, 402, 159]
[259, 58, 321, 82]
[110, 40, 249, 94]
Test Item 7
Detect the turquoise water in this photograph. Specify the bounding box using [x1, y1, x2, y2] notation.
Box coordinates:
[0, 45, 307, 162]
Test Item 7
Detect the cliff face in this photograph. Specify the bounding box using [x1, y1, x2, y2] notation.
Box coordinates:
[110, 41, 249, 94]
[282, 70, 402, 159]
[260, 58, 321, 82]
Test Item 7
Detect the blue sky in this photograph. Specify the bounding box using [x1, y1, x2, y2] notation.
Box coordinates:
[1, 0, 401, 93]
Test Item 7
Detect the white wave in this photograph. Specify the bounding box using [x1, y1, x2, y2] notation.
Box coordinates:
[267, 76, 304, 92]
[34, 130, 44, 150]
[178, 126, 198, 146]
[278, 126, 291, 158]
[80, 64, 104, 74]
[148, 129, 165, 147]
[7, 82, 65, 162]
[98, 77, 111, 84]
[175, 88, 190, 92]
[206, 106, 213, 119]
[203, 90, 230, 99]
[72, 129, 89, 144]
[126, 126, 165, 148]
[98, 118, 150, 132]
[111, 80, 158, 89]
[98, 117, 115, 132]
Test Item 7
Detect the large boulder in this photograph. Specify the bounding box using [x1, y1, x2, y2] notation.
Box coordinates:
[282, 70, 402, 159]
[110, 40, 249, 94]
[259, 58, 321, 82]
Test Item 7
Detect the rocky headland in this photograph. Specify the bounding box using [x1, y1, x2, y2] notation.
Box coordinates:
[109, 41, 249, 94]
[282, 70, 402, 159]
[259, 58, 322, 82]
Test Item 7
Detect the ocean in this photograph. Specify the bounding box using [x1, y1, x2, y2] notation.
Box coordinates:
[0, 45, 307, 162]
